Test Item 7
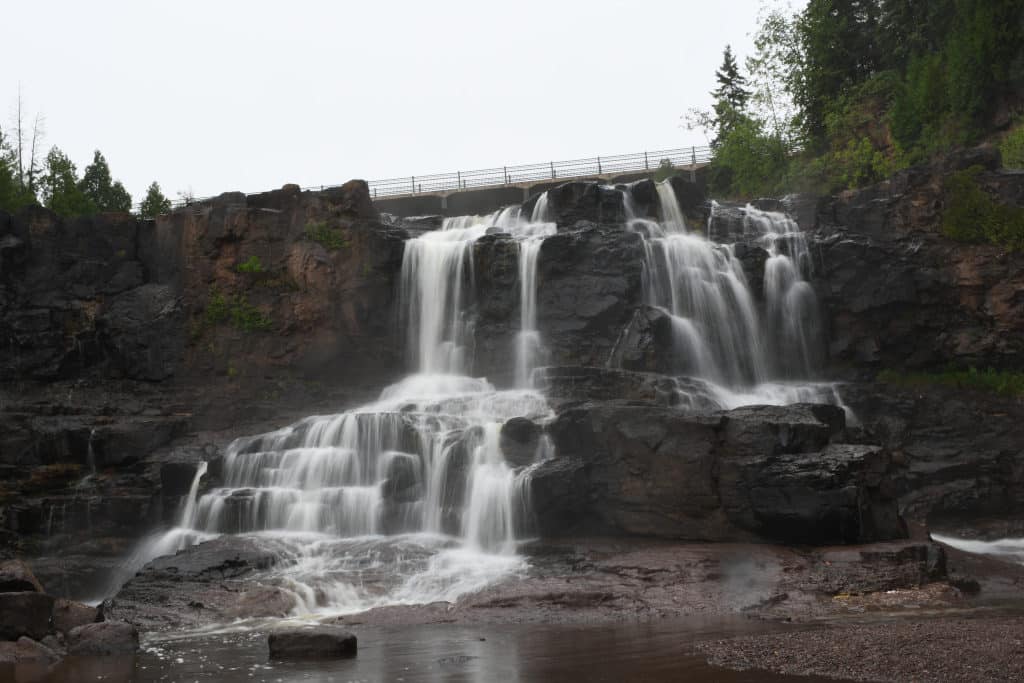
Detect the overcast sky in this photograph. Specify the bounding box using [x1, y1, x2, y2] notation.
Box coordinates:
[3, 0, 768, 203]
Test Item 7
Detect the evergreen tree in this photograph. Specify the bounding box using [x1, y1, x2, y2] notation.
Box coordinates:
[41, 147, 95, 218]
[710, 46, 752, 148]
[79, 150, 132, 212]
[0, 124, 38, 212]
[712, 45, 751, 112]
[138, 181, 172, 219]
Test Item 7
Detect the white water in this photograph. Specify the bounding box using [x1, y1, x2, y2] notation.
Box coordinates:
[618, 181, 841, 407]
[932, 534, 1024, 565]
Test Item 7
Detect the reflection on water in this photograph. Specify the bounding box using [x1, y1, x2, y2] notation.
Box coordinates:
[2, 621, 845, 683]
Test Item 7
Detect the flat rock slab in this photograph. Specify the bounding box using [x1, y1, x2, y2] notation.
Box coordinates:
[0, 637, 61, 664]
[268, 626, 357, 660]
[52, 598, 100, 636]
[68, 621, 139, 656]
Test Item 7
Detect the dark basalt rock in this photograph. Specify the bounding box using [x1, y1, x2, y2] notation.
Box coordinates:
[533, 366, 720, 412]
[606, 306, 676, 375]
[268, 626, 357, 660]
[0, 592, 55, 640]
[0, 637, 61, 664]
[537, 400, 902, 544]
[381, 453, 420, 502]
[499, 417, 541, 468]
[97, 283, 183, 381]
[67, 621, 139, 656]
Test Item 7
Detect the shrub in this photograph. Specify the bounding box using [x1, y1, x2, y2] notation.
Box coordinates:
[1000, 122, 1024, 169]
[942, 165, 1024, 250]
[236, 255, 265, 274]
[203, 289, 273, 332]
[305, 220, 349, 250]
[652, 159, 675, 183]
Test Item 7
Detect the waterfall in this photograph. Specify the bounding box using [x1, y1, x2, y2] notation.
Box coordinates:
[623, 181, 837, 406]
[120, 202, 558, 615]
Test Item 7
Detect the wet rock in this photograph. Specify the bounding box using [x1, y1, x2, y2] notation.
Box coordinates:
[52, 598, 100, 636]
[499, 417, 541, 468]
[0, 637, 61, 664]
[0, 592, 55, 640]
[534, 366, 714, 411]
[381, 453, 420, 502]
[67, 621, 139, 655]
[606, 306, 676, 375]
[731, 243, 768, 300]
[0, 559, 44, 592]
[267, 626, 357, 660]
[718, 404, 845, 458]
[544, 182, 627, 228]
[540, 401, 902, 544]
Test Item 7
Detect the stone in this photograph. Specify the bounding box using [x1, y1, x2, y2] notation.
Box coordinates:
[381, 453, 420, 502]
[0, 592, 54, 640]
[499, 417, 541, 468]
[0, 637, 60, 664]
[0, 559, 44, 592]
[267, 626, 357, 659]
[67, 621, 139, 656]
[52, 598, 100, 636]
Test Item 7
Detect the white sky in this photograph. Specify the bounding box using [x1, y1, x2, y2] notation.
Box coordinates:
[3, 0, 766, 202]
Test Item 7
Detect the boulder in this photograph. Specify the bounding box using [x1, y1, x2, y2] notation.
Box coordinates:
[381, 452, 420, 502]
[606, 306, 676, 375]
[0, 637, 61, 664]
[267, 626, 357, 660]
[0, 592, 54, 640]
[499, 417, 541, 468]
[0, 559, 44, 593]
[52, 598, 100, 636]
[67, 621, 138, 656]
[718, 404, 845, 459]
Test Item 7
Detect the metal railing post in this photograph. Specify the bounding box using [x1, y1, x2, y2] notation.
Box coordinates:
[457, 171, 461, 189]
[503, 166, 508, 184]
[550, 161, 555, 179]
[644, 151, 649, 170]
[690, 147, 697, 183]
[411, 176, 415, 194]
[597, 156, 602, 174]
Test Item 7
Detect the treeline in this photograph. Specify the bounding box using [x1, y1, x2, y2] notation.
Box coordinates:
[0, 99, 173, 219]
[695, 0, 1024, 197]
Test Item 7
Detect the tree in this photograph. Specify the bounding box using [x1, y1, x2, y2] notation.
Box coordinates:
[139, 181, 172, 218]
[710, 45, 751, 147]
[40, 147, 95, 217]
[79, 150, 132, 212]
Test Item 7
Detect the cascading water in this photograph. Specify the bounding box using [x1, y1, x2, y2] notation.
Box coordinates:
[622, 181, 843, 409]
[122, 201, 558, 616]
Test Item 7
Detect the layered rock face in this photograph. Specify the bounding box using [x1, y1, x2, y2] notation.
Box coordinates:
[810, 148, 1024, 372]
[530, 369, 903, 544]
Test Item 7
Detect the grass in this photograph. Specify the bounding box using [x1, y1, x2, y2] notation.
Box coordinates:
[942, 165, 1024, 250]
[878, 367, 1024, 397]
[305, 220, 349, 250]
[1000, 120, 1024, 170]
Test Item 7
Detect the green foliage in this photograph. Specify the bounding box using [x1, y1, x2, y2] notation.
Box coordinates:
[203, 289, 273, 333]
[709, 112, 790, 198]
[878, 367, 1024, 398]
[40, 147, 96, 218]
[139, 181, 172, 219]
[652, 159, 675, 183]
[305, 220, 349, 250]
[1000, 122, 1024, 170]
[79, 150, 132, 212]
[236, 255, 265, 274]
[942, 165, 1024, 250]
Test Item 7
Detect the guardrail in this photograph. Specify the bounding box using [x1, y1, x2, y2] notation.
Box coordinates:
[366, 146, 712, 199]
[157, 146, 712, 211]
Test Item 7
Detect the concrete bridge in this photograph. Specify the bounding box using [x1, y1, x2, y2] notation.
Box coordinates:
[369, 147, 712, 217]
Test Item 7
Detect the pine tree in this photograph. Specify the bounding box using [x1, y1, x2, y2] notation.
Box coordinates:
[712, 45, 751, 112]
[710, 45, 752, 148]
[41, 147, 95, 217]
[138, 181, 172, 219]
[79, 150, 132, 212]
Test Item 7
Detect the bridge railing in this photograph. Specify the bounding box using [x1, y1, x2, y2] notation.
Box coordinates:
[153, 146, 712, 211]
[366, 146, 712, 199]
